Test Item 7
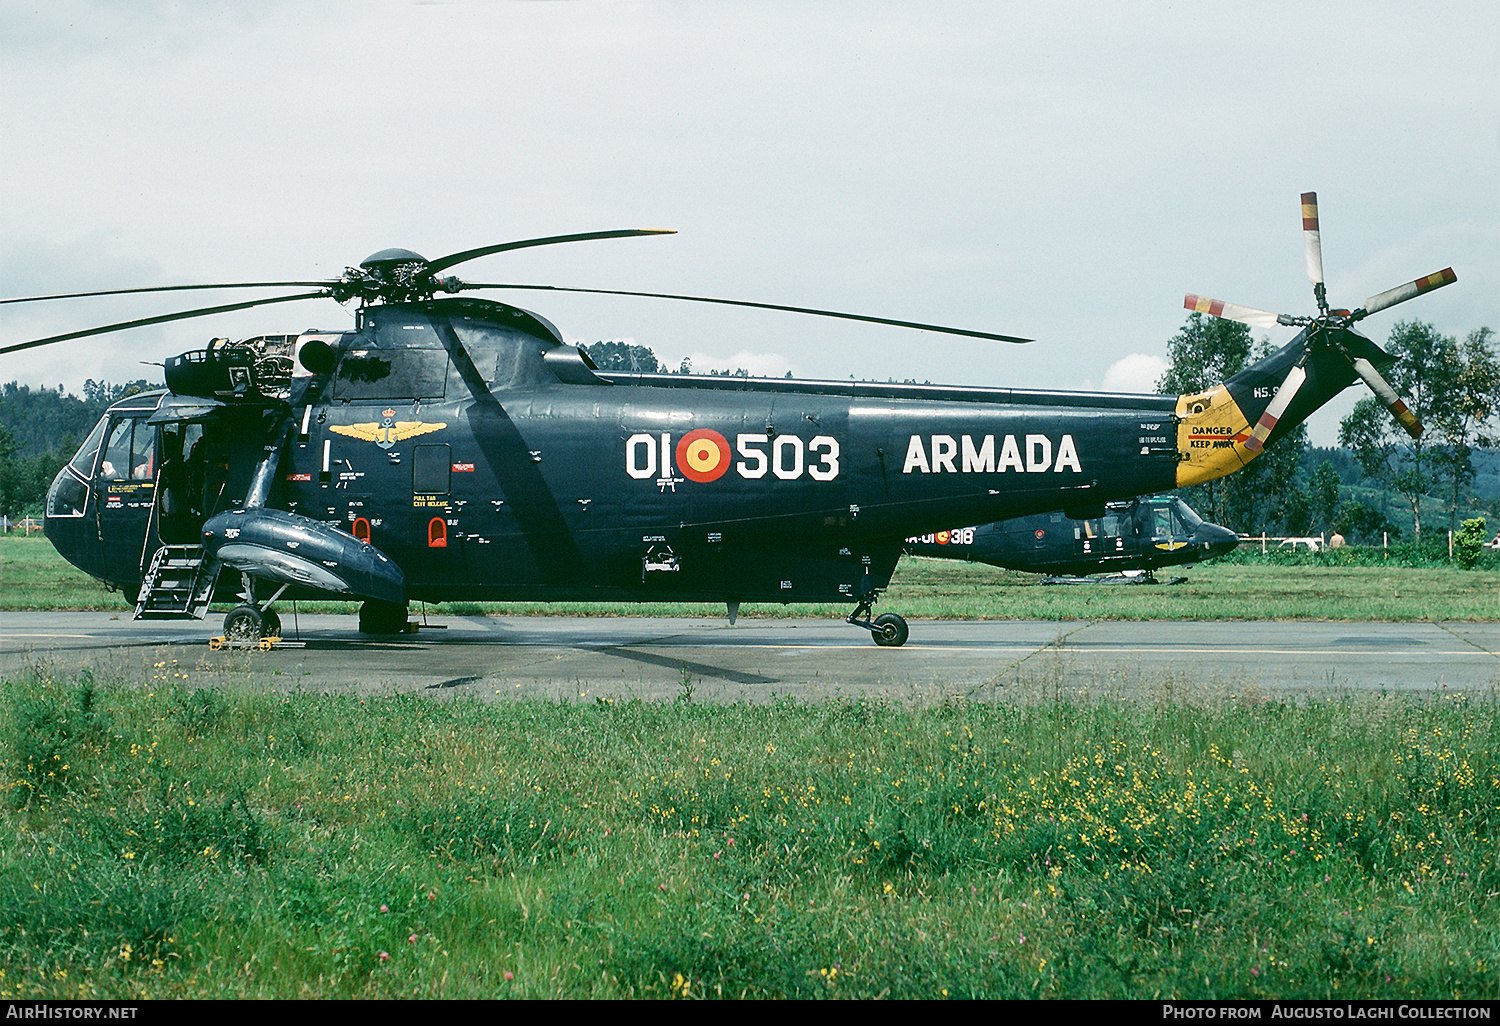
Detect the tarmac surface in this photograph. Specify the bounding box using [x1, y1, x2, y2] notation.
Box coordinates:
[3, 612, 1496, 703]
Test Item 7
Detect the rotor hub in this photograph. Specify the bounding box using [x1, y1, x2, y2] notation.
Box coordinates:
[359, 248, 428, 269]
[333, 252, 462, 306]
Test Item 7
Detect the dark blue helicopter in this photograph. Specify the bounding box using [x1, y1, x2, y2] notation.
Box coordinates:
[5, 195, 1453, 645]
[905, 495, 1239, 581]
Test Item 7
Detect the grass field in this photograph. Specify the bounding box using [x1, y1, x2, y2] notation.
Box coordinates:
[1, 669, 1496, 1000]
[3, 534, 1498, 999]
[2, 534, 1498, 621]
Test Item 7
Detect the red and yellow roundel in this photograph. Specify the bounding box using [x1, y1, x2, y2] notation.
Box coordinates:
[676, 429, 732, 483]
[936, 530, 951, 545]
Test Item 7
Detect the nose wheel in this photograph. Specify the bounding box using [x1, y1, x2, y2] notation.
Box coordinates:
[223, 603, 264, 643]
[219, 574, 287, 643]
[847, 599, 909, 647]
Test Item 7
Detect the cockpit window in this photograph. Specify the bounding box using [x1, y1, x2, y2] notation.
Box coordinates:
[46, 469, 88, 518]
[67, 416, 110, 478]
[99, 417, 155, 481]
[1151, 503, 1183, 538]
[1173, 498, 1204, 530]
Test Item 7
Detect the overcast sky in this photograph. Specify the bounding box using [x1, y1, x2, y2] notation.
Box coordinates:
[3, 1, 1495, 446]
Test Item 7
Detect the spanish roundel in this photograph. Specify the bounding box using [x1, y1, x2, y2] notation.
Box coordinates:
[676, 429, 732, 483]
[936, 531, 950, 545]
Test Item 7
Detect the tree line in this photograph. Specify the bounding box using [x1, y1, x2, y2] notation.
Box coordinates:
[582, 340, 791, 378]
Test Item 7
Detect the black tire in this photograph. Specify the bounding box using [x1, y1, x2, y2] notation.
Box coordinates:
[261, 609, 282, 638]
[872, 612, 908, 647]
[224, 604, 264, 643]
[359, 599, 408, 635]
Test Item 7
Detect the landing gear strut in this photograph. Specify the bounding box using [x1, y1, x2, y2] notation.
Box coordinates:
[847, 598, 909, 647]
[221, 574, 288, 642]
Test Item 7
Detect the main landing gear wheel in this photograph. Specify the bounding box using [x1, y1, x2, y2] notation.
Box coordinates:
[224, 604, 264, 643]
[359, 599, 409, 635]
[872, 613, 909, 647]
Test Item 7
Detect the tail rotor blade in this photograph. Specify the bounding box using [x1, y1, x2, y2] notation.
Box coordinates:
[1242, 362, 1308, 453]
[1302, 192, 1328, 312]
[1183, 294, 1288, 329]
[1350, 356, 1424, 438]
[1354, 268, 1457, 320]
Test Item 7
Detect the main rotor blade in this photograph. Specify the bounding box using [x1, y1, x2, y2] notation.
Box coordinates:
[464, 282, 1032, 343]
[1353, 268, 1457, 320]
[1350, 356, 1424, 438]
[0, 290, 329, 356]
[1, 281, 330, 306]
[426, 230, 677, 274]
[1184, 294, 1288, 329]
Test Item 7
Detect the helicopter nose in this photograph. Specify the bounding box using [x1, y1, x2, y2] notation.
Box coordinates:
[1193, 522, 1240, 558]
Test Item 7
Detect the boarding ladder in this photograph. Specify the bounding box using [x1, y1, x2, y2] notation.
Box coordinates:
[134, 545, 218, 620]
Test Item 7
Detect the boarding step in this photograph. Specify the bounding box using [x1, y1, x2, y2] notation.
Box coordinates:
[134, 545, 218, 620]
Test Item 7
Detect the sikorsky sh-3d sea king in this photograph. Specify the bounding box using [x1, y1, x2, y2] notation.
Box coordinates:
[905, 495, 1239, 583]
[5, 194, 1454, 645]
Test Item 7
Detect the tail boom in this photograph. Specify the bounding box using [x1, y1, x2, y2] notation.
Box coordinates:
[1172, 326, 1374, 488]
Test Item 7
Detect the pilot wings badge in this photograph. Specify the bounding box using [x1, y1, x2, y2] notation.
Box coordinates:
[330, 409, 448, 450]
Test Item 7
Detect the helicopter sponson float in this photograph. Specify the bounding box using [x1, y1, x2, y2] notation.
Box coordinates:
[4, 197, 1454, 645]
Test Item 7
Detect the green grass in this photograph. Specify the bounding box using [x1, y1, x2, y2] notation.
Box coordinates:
[2, 667, 1497, 999]
[4, 533, 1495, 621]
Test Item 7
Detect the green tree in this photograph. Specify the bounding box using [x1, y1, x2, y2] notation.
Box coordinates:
[1156, 313, 1253, 395]
[582, 341, 664, 373]
[0, 423, 20, 517]
[1453, 516, 1488, 569]
[1220, 415, 1309, 535]
[1334, 499, 1401, 545]
[1339, 321, 1496, 543]
[1309, 460, 1341, 528]
[1431, 327, 1499, 531]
